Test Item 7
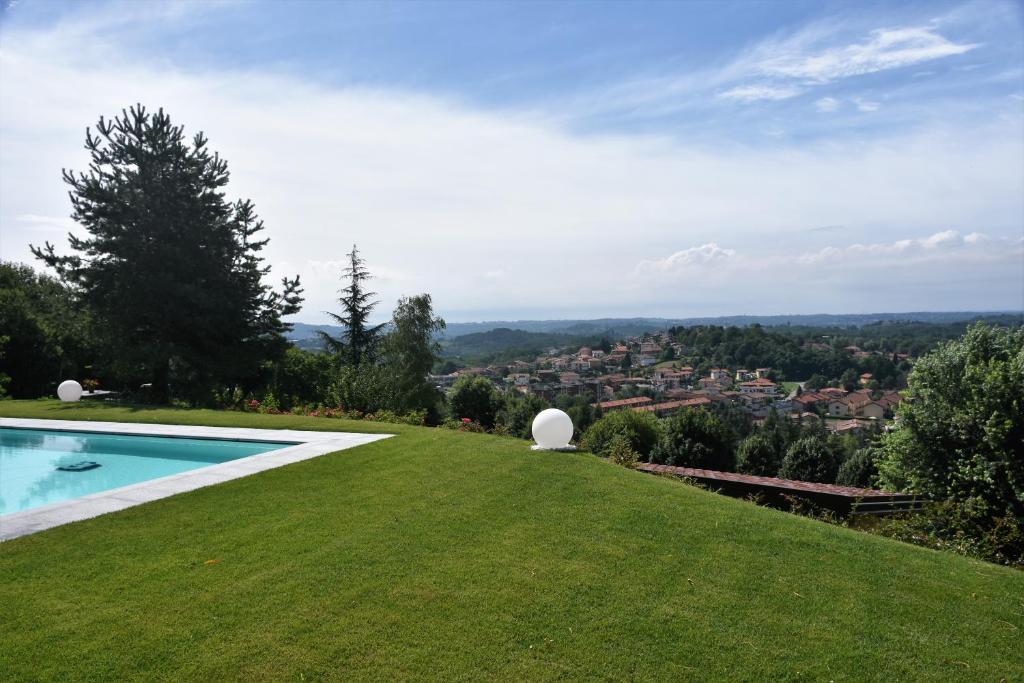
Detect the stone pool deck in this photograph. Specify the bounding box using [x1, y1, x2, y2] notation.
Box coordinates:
[0, 418, 392, 541]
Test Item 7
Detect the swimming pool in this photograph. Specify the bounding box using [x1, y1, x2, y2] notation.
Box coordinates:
[0, 427, 295, 514]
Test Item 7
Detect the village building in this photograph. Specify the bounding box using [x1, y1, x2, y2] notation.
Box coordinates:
[632, 397, 712, 417]
[594, 396, 653, 411]
[739, 378, 777, 395]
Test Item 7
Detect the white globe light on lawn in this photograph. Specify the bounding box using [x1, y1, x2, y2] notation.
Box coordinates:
[531, 408, 574, 450]
[57, 380, 83, 402]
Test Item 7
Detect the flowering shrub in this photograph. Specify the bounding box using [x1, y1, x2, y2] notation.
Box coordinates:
[243, 402, 427, 426]
[606, 434, 639, 468]
[440, 418, 487, 433]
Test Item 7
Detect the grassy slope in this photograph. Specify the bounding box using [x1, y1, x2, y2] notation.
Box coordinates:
[1, 401, 1021, 681]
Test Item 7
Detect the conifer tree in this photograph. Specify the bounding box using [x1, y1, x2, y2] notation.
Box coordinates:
[33, 105, 302, 402]
[319, 245, 384, 366]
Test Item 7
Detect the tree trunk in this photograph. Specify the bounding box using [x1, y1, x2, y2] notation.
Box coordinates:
[152, 357, 170, 404]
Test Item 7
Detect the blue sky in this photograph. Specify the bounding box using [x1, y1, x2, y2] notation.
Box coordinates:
[1, 0, 1022, 321]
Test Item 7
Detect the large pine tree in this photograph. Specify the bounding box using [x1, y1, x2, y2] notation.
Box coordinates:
[319, 245, 384, 366]
[33, 105, 303, 403]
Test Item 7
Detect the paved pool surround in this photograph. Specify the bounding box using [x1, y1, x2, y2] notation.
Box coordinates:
[0, 418, 392, 541]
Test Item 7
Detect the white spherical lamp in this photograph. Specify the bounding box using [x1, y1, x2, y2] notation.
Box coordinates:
[531, 408, 574, 450]
[57, 380, 83, 402]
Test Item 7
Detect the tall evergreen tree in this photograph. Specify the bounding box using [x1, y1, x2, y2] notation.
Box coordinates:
[32, 105, 302, 403]
[319, 245, 384, 366]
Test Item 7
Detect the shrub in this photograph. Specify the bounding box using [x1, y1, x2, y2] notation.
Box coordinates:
[606, 434, 639, 468]
[496, 393, 549, 439]
[258, 391, 280, 413]
[875, 501, 1024, 568]
[329, 364, 399, 415]
[875, 324, 1024, 552]
[649, 409, 735, 470]
[779, 436, 842, 484]
[736, 434, 781, 477]
[440, 417, 487, 433]
[448, 376, 501, 428]
[836, 447, 879, 488]
[582, 410, 662, 457]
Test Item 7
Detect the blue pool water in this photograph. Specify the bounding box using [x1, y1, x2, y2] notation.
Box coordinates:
[0, 428, 295, 514]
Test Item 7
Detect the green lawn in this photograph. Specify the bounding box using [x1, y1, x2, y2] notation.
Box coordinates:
[780, 381, 802, 395]
[1, 400, 1021, 680]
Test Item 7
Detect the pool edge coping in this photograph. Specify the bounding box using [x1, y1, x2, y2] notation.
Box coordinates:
[0, 418, 394, 541]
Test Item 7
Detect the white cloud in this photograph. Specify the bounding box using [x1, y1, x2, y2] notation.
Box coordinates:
[0, 8, 1021, 319]
[794, 230, 1021, 265]
[717, 22, 980, 108]
[718, 84, 804, 102]
[853, 97, 881, 112]
[639, 231, 1022, 278]
[636, 244, 736, 274]
[756, 26, 979, 83]
[920, 229, 960, 248]
[815, 97, 840, 112]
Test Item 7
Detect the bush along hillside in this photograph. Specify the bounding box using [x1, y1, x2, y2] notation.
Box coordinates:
[875, 324, 1024, 566]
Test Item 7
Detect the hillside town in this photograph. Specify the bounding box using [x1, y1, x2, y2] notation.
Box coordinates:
[431, 331, 905, 434]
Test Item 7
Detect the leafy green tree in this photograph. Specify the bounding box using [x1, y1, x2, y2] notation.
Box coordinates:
[805, 374, 828, 391]
[760, 408, 801, 460]
[650, 409, 736, 470]
[497, 393, 550, 439]
[736, 434, 782, 476]
[0, 262, 93, 398]
[268, 347, 337, 409]
[448, 376, 501, 427]
[840, 368, 859, 392]
[619, 351, 632, 370]
[582, 409, 662, 457]
[32, 106, 302, 403]
[319, 245, 384, 367]
[0, 335, 10, 398]
[435, 359, 458, 375]
[876, 324, 1023, 542]
[331, 363, 397, 414]
[779, 436, 841, 484]
[836, 447, 879, 489]
[383, 294, 445, 418]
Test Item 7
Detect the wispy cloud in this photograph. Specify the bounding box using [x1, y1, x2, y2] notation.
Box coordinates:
[853, 97, 881, 112]
[569, 11, 988, 123]
[754, 26, 979, 84]
[718, 84, 803, 102]
[815, 97, 840, 112]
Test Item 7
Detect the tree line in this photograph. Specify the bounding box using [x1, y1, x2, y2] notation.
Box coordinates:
[0, 105, 444, 419]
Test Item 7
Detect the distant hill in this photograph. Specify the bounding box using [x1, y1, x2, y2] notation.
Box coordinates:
[287, 311, 1021, 348]
[438, 311, 1020, 339]
[286, 322, 340, 351]
[439, 328, 601, 364]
